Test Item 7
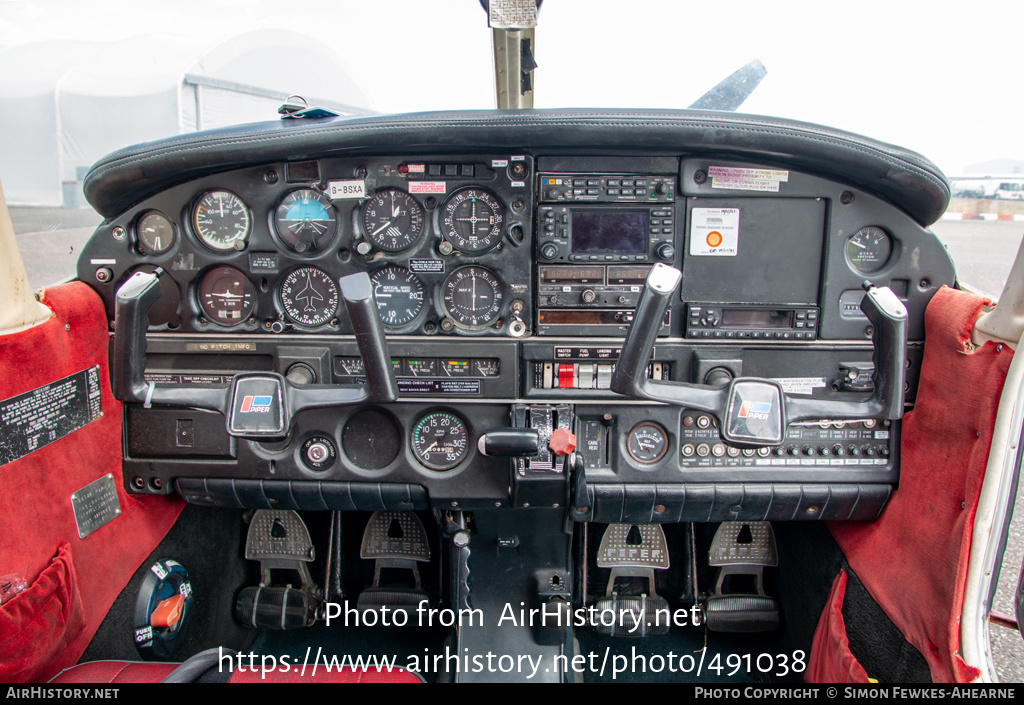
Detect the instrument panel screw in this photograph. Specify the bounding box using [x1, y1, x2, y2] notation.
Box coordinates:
[840, 191, 854, 204]
[64, 323, 71, 331]
[919, 279, 930, 289]
[357, 167, 367, 178]
[112, 226, 127, 241]
[511, 198, 526, 212]
[996, 344, 1004, 352]
[264, 170, 278, 184]
[694, 170, 708, 184]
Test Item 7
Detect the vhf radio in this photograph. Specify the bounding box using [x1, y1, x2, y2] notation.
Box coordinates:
[536, 172, 678, 336]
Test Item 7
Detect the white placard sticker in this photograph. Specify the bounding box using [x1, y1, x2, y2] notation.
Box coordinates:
[327, 180, 366, 199]
[409, 181, 446, 194]
[709, 166, 789, 192]
[773, 377, 827, 395]
[690, 208, 740, 256]
[491, 159, 509, 168]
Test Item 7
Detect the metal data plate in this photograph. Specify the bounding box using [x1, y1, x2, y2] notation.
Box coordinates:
[70, 473, 121, 539]
[360, 511, 431, 562]
[708, 521, 778, 567]
[488, 0, 538, 28]
[1, 366, 103, 465]
[597, 523, 670, 570]
[245, 510, 315, 562]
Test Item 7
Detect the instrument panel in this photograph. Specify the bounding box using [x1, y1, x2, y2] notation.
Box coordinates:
[84, 155, 535, 337]
[78, 147, 956, 517]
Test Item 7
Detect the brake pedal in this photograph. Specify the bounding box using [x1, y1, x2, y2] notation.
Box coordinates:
[592, 524, 671, 637]
[356, 511, 431, 616]
[235, 510, 321, 629]
[704, 521, 780, 633]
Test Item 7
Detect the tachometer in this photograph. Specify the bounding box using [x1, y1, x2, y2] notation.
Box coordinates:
[274, 189, 338, 253]
[279, 267, 339, 327]
[361, 189, 425, 252]
[192, 190, 251, 252]
[411, 411, 469, 471]
[197, 266, 256, 326]
[440, 188, 505, 253]
[846, 226, 892, 273]
[370, 266, 425, 328]
[441, 266, 504, 329]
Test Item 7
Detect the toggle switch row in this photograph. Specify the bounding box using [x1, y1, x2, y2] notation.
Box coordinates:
[540, 362, 665, 389]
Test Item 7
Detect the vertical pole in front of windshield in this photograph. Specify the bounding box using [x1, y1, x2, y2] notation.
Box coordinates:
[485, 1, 539, 109]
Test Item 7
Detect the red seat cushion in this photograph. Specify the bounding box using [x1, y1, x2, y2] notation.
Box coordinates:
[50, 661, 177, 684]
[51, 660, 423, 683]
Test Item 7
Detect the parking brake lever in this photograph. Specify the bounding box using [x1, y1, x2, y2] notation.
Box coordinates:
[611, 263, 907, 445]
[113, 269, 398, 438]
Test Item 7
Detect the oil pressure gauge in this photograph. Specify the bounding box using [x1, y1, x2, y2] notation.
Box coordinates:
[846, 226, 892, 273]
[626, 422, 669, 464]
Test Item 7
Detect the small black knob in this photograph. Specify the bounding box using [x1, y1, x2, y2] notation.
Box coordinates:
[546, 188, 560, 200]
[540, 243, 559, 260]
[833, 444, 846, 456]
[581, 289, 596, 303]
[656, 182, 670, 195]
[657, 243, 675, 261]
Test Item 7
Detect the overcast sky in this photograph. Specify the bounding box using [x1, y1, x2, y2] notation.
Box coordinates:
[3, 0, 1022, 175]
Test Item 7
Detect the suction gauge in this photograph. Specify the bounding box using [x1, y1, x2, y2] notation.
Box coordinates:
[274, 189, 338, 253]
[847, 226, 892, 274]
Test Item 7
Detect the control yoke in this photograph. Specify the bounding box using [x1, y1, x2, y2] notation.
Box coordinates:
[610, 264, 907, 446]
[113, 269, 398, 439]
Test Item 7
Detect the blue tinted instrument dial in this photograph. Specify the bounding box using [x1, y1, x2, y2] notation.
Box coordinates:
[274, 189, 338, 253]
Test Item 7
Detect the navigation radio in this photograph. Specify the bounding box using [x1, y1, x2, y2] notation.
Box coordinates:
[535, 172, 679, 335]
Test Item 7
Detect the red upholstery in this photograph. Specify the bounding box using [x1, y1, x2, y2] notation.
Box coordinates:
[0, 283, 185, 682]
[50, 660, 423, 683]
[822, 286, 1011, 682]
[50, 661, 177, 684]
[227, 666, 423, 683]
[806, 570, 870, 683]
